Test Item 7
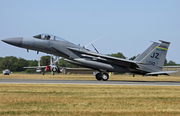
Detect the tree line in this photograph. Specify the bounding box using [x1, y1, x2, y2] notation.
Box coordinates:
[0, 52, 179, 72]
[0, 56, 81, 72]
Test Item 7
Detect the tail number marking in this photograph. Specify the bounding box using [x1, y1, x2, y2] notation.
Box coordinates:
[146, 61, 155, 66]
[151, 52, 159, 59]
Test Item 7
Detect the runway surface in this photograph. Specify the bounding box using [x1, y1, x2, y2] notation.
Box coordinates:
[0, 79, 180, 86]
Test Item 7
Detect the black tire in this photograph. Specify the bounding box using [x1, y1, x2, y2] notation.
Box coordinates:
[52, 67, 57, 72]
[95, 73, 102, 81]
[102, 73, 109, 81]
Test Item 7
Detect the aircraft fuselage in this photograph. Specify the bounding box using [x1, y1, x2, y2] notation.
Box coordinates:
[2, 34, 130, 74]
[2, 33, 173, 81]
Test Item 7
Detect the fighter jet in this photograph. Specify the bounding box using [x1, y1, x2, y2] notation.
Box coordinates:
[1, 33, 177, 81]
[24, 56, 61, 75]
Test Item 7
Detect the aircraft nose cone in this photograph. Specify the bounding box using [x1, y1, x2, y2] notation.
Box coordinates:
[1, 37, 23, 47]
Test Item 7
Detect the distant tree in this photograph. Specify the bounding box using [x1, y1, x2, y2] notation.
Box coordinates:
[28, 60, 38, 66]
[40, 56, 50, 66]
[58, 58, 68, 67]
[0, 56, 18, 71]
[165, 60, 177, 66]
[0, 57, 3, 71]
[57, 58, 81, 68]
[15, 58, 29, 71]
[108, 52, 126, 59]
[22, 60, 37, 73]
[0, 57, 3, 61]
[0, 55, 82, 72]
[164, 59, 167, 66]
[129, 56, 137, 61]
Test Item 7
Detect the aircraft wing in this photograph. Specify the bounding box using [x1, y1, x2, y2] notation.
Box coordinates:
[67, 47, 139, 68]
[146, 71, 178, 76]
[23, 66, 46, 69]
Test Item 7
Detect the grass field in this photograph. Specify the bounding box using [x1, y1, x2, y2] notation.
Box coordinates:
[0, 84, 180, 116]
[0, 74, 180, 115]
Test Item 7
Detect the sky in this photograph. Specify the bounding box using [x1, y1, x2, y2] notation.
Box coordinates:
[0, 0, 180, 63]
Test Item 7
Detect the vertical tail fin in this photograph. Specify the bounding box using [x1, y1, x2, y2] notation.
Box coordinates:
[138, 40, 170, 69]
[134, 41, 159, 61]
[50, 56, 56, 65]
[38, 57, 40, 67]
[50, 56, 53, 64]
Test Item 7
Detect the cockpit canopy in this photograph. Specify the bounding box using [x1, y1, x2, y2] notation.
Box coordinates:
[33, 33, 68, 42]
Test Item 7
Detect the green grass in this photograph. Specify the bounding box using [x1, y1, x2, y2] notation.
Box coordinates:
[0, 84, 180, 116]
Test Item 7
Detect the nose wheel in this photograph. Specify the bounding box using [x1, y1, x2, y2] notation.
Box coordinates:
[52, 67, 57, 72]
[95, 73, 109, 81]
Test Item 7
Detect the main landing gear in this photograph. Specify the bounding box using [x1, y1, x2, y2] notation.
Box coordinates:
[95, 72, 109, 81]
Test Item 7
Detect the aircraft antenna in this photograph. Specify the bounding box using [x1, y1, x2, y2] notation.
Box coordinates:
[91, 44, 99, 53]
[84, 34, 107, 48]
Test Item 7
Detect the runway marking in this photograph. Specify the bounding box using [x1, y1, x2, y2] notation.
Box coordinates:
[0, 79, 180, 86]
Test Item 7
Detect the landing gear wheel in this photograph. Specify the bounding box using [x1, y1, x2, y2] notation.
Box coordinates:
[102, 73, 109, 81]
[95, 73, 109, 81]
[95, 73, 102, 81]
[52, 67, 57, 72]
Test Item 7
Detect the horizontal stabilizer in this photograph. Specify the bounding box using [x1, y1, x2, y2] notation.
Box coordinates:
[146, 71, 178, 76]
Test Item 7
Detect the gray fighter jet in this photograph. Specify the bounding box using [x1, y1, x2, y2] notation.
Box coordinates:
[1, 33, 177, 81]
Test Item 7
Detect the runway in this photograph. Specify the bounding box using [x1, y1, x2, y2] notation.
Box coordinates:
[0, 79, 180, 86]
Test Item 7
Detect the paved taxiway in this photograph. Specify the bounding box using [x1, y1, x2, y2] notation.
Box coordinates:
[0, 79, 180, 86]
